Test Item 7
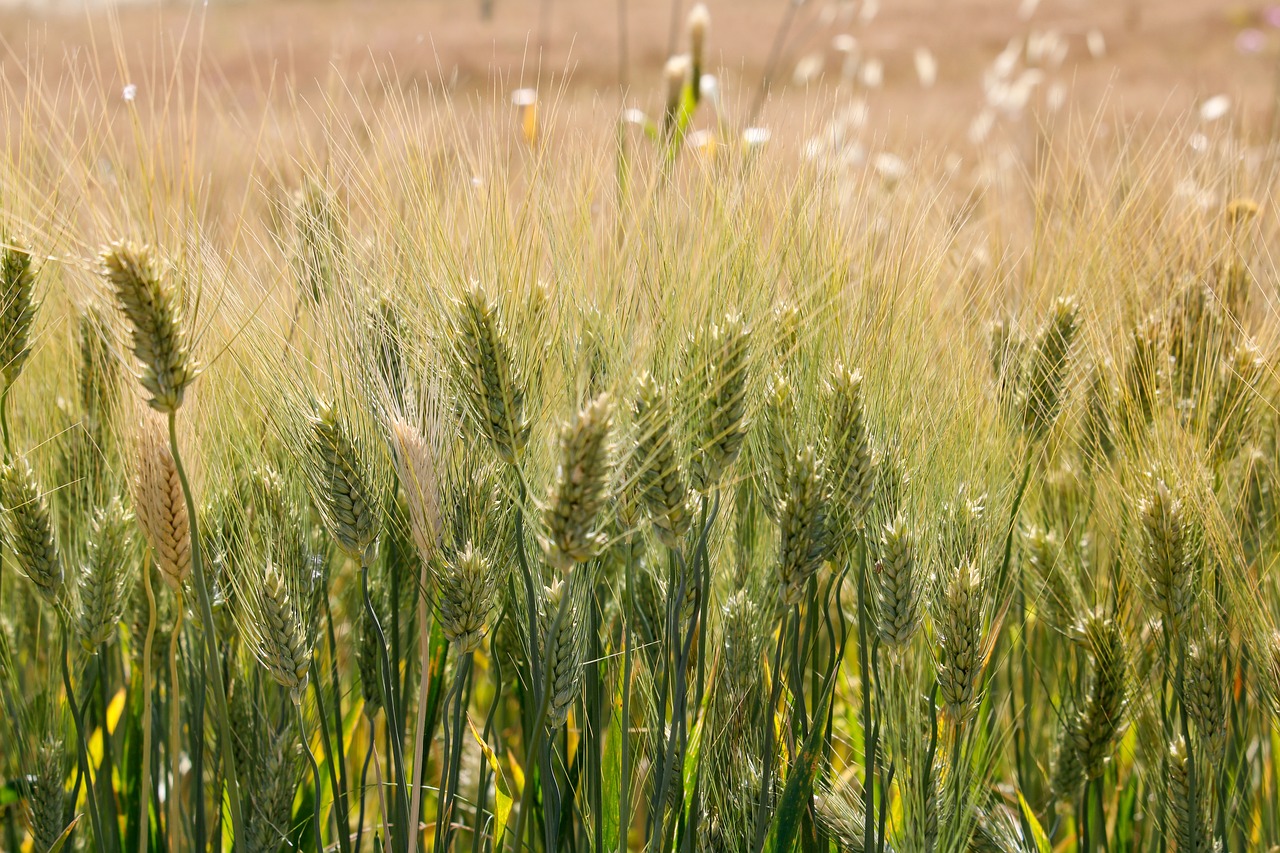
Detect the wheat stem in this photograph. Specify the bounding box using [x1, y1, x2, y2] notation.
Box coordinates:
[139, 558, 157, 853]
[165, 410, 245, 841]
[297, 696, 326, 852]
[167, 588, 184, 852]
[61, 617, 107, 849]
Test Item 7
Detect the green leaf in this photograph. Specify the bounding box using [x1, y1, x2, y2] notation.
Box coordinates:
[601, 680, 623, 849]
[770, 687, 834, 853]
[47, 814, 82, 853]
[469, 716, 512, 847]
[1018, 791, 1050, 853]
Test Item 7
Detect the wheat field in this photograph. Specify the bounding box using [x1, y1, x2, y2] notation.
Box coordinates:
[0, 1, 1277, 852]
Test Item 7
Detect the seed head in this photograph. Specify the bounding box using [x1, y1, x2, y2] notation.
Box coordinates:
[1138, 478, 1195, 636]
[1020, 296, 1080, 440]
[246, 562, 313, 704]
[436, 542, 499, 654]
[0, 241, 38, 386]
[1082, 358, 1117, 467]
[132, 414, 190, 591]
[541, 394, 614, 570]
[389, 416, 443, 562]
[449, 283, 530, 465]
[77, 305, 120, 438]
[825, 363, 874, 539]
[1185, 635, 1226, 763]
[1208, 337, 1262, 465]
[777, 445, 828, 606]
[875, 514, 920, 649]
[937, 561, 984, 723]
[664, 55, 691, 133]
[77, 497, 134, 650]
[1067, 613, 1127, 779]
[631, 372, 692, 546]
[1123, 314, 1163, 428]
[688, 4, 710, 94]
[99, 241, 197, 414]
[687, 314, 751, 493]
[541, 578, 585, 731]
[1168, 736, 1208, 853]
[305, 401, 381, 560]
[757, 371, 797, 521]
[25, 738, 68, 852]
[1, 455, 63, 604]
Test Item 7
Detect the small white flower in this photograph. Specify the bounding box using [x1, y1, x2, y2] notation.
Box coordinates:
[122, 84, 137, 102]
[914, 47, 937, 88]
[742, 127, 771, 148]
[511, 88, 537, 107]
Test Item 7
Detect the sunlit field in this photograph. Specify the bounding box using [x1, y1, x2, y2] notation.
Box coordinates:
[0, 1, 1278, 851]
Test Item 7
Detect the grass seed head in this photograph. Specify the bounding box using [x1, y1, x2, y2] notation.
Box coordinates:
[450, 283, 531, 466]
[937, 560, 984, 723]
[132, 414, 190, 591]
[77, 305, 120, 439]
[541, 577, 586, 730]
[1138, 477, 1195, 637]
[25, 737, 68, 852]
[686, 314, 751, 493]
[777, 444, 828, 606]
[389, 416, 443, 562]
[1168, 735, 1208, 853]
[0, 241, 38, 387]
[541, 393, 614, 570]
[1, 455, 63, 605]
[1020, 295, 1081, 440]
[631, 372, 692, 546]
[99, 241, 197, 414]
[1185, 634, 1227, 762]
[246, 562, 313, 703]
[1067, 613, 1127, 779]
[304, 401, 381, 560]
[436, 542, 499, 653]
[875, 513, 920, 649]
[825, 363, 874, 538]
[77, 497, 134, 650]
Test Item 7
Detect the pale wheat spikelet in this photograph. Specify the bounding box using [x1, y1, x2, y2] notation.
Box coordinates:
[1082, 358, 1117, 466]
[1208, 337, 1263, 465]
[939, 486, 986, 568]
[449, 283, 530, 465]
[1168, 280, 1227, 401]
[937, 561, 984, 723]
[1, 455, 63, 604]
[1020, 295, 1081, 440]
[1050, 719, 1084, 802]
[988, 316, 1025, 408]
[357, 581, 386, 713]
[1168, 736, 1208, 853]
[756, 371, 796, 521]
[719, 590, 764, 706]
[687, 314, 751, 493]
[541, 577, 586, 730]
[291, 177, 343, 306]
[824, 363, 874, 538]
[304, 401, 381, 560]
[389, 416, 443, 562]
[541, 394, 614, 570]
[771, 300, 801, 362]
[631, 372, 692, 546]
[1023, 525, 1074, 632]
[244, 562, 313, 703]
[132, 414, 190, 590]
[1123, 314, 1163, 428]
[435, 542, 499, 654]
[1067, 613, 1127, 779]
[367, 296, 410, 410]
[99, 241, 197, 414]
[25, 737, 68, 852]
[1185, 634, 1227, 763]
[77, 497, 134, 650]
[812, 783, 868, 853]
[777, 444, 828, 607]
[875, 514, 920, 649]
[78, 305, 119, 437]
[0, 241, 38, 386]
[1139, 478, 1195, 636]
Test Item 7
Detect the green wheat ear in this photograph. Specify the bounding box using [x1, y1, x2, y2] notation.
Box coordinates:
[1139, 477, 1195, 638]
[0, 240, 38, 387]
[435, 542, 499, 653]
[1, 454, 63, 605]
[937, 560, 984, 724]
[631, 371, 692, 547]
[99, 241, 197, 415]
[304, 400, 381, 560]
[541, 393, 614, 571]
[77, 497, 134, 651]
[450, 283, 531, 466]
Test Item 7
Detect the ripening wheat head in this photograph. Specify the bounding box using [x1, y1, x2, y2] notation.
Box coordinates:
[0, 240, 38, 387]
[541, 393, 614, 570]
[303, 400, 382, 560]
[99, 241, 197, 414]
[449, 283, 531, 466]
[0, 454, 63, 604]
[630, 371, 692, 547]
[685, 313, 751, 493]
[131, 412, 191, 590]
[77, 497, 135, 650]
[1138, 476, 1195, 636]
